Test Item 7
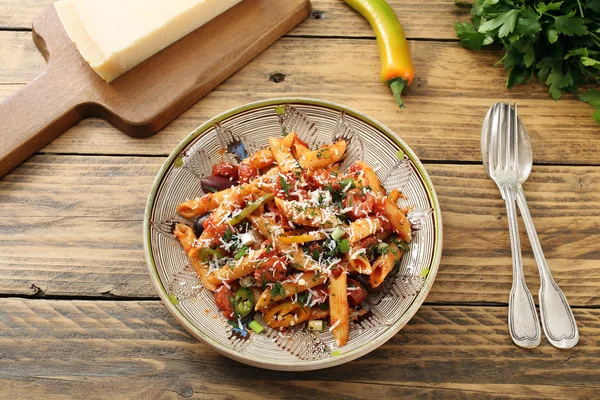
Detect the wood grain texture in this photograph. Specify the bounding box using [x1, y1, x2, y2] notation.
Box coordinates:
[1, 155, 599, 305]
[0, 299, 598, 399]
[1, 33, 598, 165]
[0, 0, 468, 40]
[0, 0, 311, 177]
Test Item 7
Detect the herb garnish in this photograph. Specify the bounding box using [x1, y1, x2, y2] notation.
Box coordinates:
[455, 0, 600, 123]
[279, 176, 291, 197]
[270, 282, 286, 298]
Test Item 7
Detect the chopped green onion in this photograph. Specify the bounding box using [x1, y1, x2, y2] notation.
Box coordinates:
[331, 227, 345, 241]
[198, 248, 224, 262]
[234, 246, 249, 260]
[397, 240, 410, 251]
[229, 193, 274, 225]
[338, 239, 350, 254]
[249, 320, 265, 334]
[377, 242, 389, 254]
[340, 178, 355, 190]
[308, 320, 324, 332]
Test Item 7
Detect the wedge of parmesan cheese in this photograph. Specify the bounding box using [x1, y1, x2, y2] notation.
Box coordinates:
[55, 0, 243, 82]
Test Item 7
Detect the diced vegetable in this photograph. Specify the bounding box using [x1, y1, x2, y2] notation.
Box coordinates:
[239, 276, 255, 288]
[198, 248, 224, 262]
[233, 288, 254, 318]
[201, 175, 235, 194]
[377, 242, 388, 254]
[331, 226, 345, 241]
[249, 320, 265, 334]
[234, 246, 249, 260]
[338, 239, 350, 254]
[229, 193, 274, 225]
[308, 320, 324, 332]
[192, 214, 209, 237]
[341, 178, 355, 190]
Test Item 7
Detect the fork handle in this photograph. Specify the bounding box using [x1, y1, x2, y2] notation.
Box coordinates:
[516, 186, 579, 349]
[500, 184, 541, 348]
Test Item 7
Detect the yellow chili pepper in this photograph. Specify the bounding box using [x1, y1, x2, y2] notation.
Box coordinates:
[343, 0, 415, 108]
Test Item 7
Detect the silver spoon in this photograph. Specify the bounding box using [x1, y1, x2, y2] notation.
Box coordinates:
[483, 102, 579, 349]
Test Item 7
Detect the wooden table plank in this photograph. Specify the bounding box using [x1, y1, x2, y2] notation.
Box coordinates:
[0, 0, 468, 40]
[1, 34, 598, 165]
[0, 299, 598, 399]
[2, 155, 599, 305]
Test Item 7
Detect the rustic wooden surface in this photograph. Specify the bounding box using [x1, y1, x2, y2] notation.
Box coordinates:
[1, 1, 599, 398]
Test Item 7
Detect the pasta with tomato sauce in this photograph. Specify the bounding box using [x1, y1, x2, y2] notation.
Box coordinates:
[174, 130, 411, 347]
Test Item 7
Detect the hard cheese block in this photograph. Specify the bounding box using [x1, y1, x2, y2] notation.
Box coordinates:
[55, 0, 243, 82]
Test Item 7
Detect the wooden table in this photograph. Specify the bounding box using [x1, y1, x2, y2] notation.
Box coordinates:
[1, 1, 599, 398]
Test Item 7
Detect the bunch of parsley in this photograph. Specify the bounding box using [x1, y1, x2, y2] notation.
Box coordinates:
[455, 0, 600, 123]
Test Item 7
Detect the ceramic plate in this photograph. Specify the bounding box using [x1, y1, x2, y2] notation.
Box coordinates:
[144, 98, 443, 370]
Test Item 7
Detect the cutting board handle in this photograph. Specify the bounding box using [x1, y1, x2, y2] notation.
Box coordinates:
[0, 69, 85, 177]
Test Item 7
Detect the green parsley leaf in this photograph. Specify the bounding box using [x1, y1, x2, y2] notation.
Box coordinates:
[223, 227, 233, 242]
[455, 0, 600, 123]
[580, 89, 600, 123]
[536, 2, 563, 14]
[582, 57, 600, 67]
[456, 22, 491, 50]
[523, 46, 536, 67]
[553, 12, 588, 36]
[279, 176, 291, 197]
[546, 28, 559, 43]
[580, 89, 600, 107]
[478, 9, 520, 38]
[270, 282, 285, 299]
[515, 8, 541, 36]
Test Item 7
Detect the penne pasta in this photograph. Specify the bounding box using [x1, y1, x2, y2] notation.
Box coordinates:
[298, 140, 347, 169]
[173, 224, 218, 291]
[353, 161, 385, 196]
[248, 214, 320, 272]
[274, 197, 340, 229]
[280, 230, 327, 244]
[172, 130, 412, 347]
[255, 271, 327, 310]
[382, 198, 412, 242]
[243, 148, 276, 170]
[269, 134, 301, 173]
[370, 242, 403, 288]
[388, 189, 402, 203]
[263, 301, 311, 329]
[346, 249, 373, 275]
[348, 217, 381, 244]
[329, 268, 349, 346]
[207, 250, 262, 286]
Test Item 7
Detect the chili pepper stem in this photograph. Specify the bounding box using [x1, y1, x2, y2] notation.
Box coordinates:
[388, 77, 408, 109]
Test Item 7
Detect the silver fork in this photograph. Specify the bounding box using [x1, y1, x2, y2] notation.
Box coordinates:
[482, 102, 541, 348]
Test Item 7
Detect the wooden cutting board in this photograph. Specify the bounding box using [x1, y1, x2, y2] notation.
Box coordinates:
[0, 0, 311, 177]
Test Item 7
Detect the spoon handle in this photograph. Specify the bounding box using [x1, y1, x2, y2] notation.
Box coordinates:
[516, 186, 579, 349]
[501, 184, 541, 348]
